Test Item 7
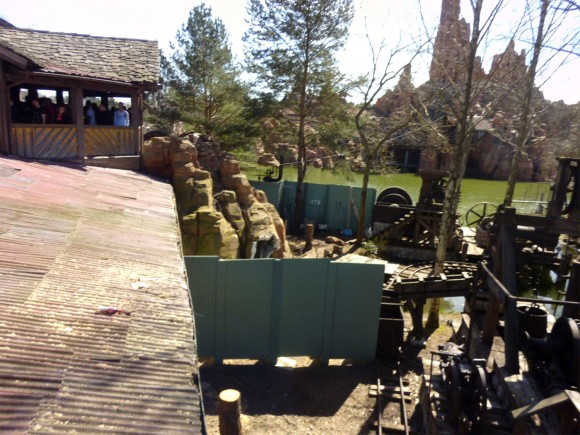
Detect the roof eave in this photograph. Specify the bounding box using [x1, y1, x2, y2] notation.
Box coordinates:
[0, 45, 29, 69]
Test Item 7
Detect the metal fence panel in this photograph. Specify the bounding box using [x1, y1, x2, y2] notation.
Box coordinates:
[217, 259, 275, 360]
[329, 262, 384, 359]
[326, 185, 350, 231]
[185, 256, 219, 358]
[277, 259, 330, 356]
[185, 257, 383, 361]
[303, 183, 329, 227]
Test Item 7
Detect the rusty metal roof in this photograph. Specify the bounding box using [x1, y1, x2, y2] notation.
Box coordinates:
[0, 156, 203, 433]
[0, 27, 160, 84]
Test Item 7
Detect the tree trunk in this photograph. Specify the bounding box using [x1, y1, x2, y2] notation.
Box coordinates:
[504, 0, 548, 206]
[356, 157, 371, 243]
[427, 0, 483, 330]
[292, 49, 310, 234]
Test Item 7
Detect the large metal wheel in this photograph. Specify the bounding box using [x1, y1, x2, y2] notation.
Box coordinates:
[465, 202, 497, 230]
[472, 365, 488, 424]
[377, 187, 413, 205]
[444, 361, 462, 425]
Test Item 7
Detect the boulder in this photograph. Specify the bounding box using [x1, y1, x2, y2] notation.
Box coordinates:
[216, 190, 245, 234]
[142, 136, 173, 179]
[175, 177, 213, 215]
[181, 206, 239, 258]
[258, 153, 280, 167]
[241, 201, 280, 259]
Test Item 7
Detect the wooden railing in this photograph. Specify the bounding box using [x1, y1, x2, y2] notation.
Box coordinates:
[85, 126, 136, 156]
[12, 124, 77, 159]
[11, 124, 138, 159]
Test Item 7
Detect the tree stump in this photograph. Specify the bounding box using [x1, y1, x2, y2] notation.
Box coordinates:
[218, 389, 242, 434]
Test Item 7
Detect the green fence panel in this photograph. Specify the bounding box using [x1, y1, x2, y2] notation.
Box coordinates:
[185, 257, 383, 361]
[184, 256, 219, 358]
[303, 183, 329, 227]
[326, 185, 350, 232]
[278, 259, 330, 356]
[217, 259, 275, 360]
[329, 262, 384, 359]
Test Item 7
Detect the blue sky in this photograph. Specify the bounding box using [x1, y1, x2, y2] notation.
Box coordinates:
[1, 0, 578, 104]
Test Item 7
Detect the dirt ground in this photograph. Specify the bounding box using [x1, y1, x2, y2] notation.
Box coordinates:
[198, 236, 461, 434]
[199, 314, 461, 435]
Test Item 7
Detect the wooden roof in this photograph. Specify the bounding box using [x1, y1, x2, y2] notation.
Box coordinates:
[0, 26, 160, 85]
[0, 156, 203, 433]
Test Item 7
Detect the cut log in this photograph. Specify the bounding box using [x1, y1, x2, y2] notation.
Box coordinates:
[219, 389, 242, 435]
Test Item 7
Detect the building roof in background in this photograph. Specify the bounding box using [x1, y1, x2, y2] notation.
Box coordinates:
[0, 26, 160, 84]
[0, 156, 202, 433]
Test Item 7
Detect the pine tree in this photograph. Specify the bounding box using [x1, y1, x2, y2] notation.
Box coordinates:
[157, 3, 247, 142]
[244, 0, 354, 232]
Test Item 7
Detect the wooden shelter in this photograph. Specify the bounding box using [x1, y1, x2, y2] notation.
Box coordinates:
[0, 21, 160, 170]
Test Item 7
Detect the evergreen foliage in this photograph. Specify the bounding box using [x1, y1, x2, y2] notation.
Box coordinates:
[147, 3, 254, 146]
[244, 0, 355, 231]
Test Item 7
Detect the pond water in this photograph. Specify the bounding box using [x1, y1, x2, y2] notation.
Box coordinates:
[243, 163, 551, 218]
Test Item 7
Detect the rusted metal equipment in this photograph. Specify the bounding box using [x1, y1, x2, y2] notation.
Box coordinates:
[474, 158, 580, 373]
[521, 317, 580, 394]
[372, 169, 464, 260]
[258, 155, 284, 182]
[431, 342, 488, 432]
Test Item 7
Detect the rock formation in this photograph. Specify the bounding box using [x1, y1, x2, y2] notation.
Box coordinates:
[142, 135, 292, 259]
[373, 0, 550, 181]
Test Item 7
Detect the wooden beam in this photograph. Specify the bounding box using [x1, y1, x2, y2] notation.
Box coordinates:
[71, 86, 84, 158]
[0, 60, 10, 154]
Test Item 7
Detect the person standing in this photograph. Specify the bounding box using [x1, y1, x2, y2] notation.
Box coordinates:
[84, 100, 97, 125]
[113, 102, 130, 127]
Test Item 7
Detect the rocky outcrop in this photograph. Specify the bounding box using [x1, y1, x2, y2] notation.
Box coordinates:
[142, 135, 292, 259]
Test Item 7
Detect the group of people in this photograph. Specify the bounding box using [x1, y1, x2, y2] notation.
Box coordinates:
[10, 97, 131, 127]
[10, 97, 70, 124]
[84, 101, 130, 127]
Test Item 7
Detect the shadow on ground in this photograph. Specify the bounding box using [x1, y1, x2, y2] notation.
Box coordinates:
[200, 360, 376, 417]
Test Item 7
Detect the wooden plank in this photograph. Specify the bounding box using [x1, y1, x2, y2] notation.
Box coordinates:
[371, 421, 406, 432]
[369, 385, 410, 394]
[511, 391, 570, 420]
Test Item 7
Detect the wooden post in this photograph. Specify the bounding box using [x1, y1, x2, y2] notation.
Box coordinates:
[219, 389, 242, 435]
[499, 208, 519, 374]
[0, 60, 10, 154]
[304, 223, 314, 252]
[71, 86, 85, 158]
[563, 259, 580, 319]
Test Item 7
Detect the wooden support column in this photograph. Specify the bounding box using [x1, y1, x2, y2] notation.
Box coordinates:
[0, 60, 10, 154]
[499, 207, 519, 374]
[71, 86, 84, 158]
[405, 298, 425, 339]
[219, 389, 242, 435]
[563, 259, 580, 319]
[547, 158, 571, 220]
[131, 91, 142, 155]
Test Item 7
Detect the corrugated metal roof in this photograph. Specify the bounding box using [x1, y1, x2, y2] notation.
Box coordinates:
[0, 27, 160, 84]
[0, 156, 203, 433]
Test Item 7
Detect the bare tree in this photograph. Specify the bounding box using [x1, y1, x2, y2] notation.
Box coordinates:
[424, 0, 508, 329]
[504, 0, 580, 205]
[353, 31, 424, 242]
